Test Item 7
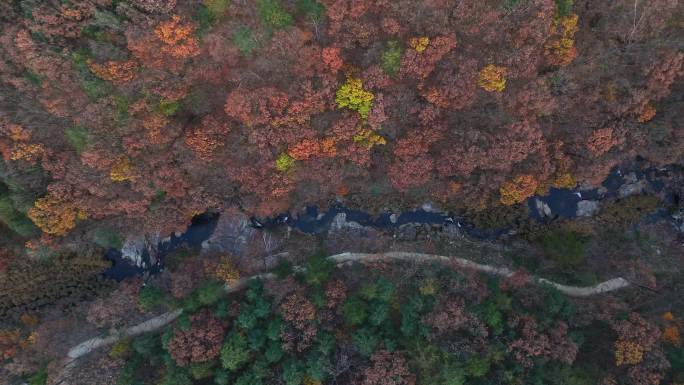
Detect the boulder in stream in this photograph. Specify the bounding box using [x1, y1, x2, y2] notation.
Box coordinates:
[576, 200, 600, 217]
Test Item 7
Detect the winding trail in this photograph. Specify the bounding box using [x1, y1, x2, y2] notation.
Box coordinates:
[65, 251, 631, 363]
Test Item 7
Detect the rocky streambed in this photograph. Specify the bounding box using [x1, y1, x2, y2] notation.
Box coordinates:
[105, 162, 684, 280]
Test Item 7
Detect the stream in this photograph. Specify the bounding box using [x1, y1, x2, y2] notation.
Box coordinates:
[104, 163, 682, 281]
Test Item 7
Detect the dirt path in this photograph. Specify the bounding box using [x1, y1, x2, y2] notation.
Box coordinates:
[64, 251, 631, 362]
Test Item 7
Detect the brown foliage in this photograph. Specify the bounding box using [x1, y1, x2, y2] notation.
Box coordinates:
[324, 279, 347, 309]
[322, 47, 344, 73]
[423, 296, 470, 335]
[86, 278, 142, 329]
[507, 315, 578, 367]
[132, 0, 177, 13]
[127, 15, 199, 72]
[184, 116, 230, 160]
[587, 127, 619, 157]
[362, 350, 415, 385]
[280, 292, 317, 352]
[167, 310, 225, 366]
[400, 35, 457, 80]
[87, 60, 138, 84]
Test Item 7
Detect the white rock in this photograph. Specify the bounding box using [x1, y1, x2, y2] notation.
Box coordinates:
[535, 199, 552, 218]
[329, 213, 363, 232]
[577, 200, 600, 217]
[120, 238, 146, 267]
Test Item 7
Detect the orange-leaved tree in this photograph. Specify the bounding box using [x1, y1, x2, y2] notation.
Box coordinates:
[499, 175, 539, 205]
[27, 195, 83, 236]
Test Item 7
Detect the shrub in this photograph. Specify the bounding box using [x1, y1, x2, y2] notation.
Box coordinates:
[343, 296, 367, 326]
[352, 327, 380, 357]
[305, 351, 330, 381]
[296, 0, 325, 23]
[27, 366, 47, 385]
[282, 359, 306, 385]
[64, 126, 91, 154]
[303, 254, 334, 287]
[368, 302, 390, 326]
[381, 41, 403, 76]
[196, 5, 216, 35]
[24, 70, 43, 87]
[479, 301, 505, 335]
[598, 196, 661, 227]
[275, 153, 296, 173]
[248, 328, 267, 350]
[554, 0, 573, 17]
[265, 340, 284, 363]
[160, 99, 181, 116]
[0, 192, 38, 238]
[214, 370, 230, 385]
[274, 259, 294, 279]
[132, 333, 162, 356]
[466, 204, 528, 230]
[109, 340, 132, 359]
[93, 227, 123, 249]
[235, 370, 263, 385]
[667, 346, 684, 382]
[204, 0, 230, 17]
[160, 364, 193, 385]
[114, 95, 129, 125]
[400, 294, 429, 337]
[234, 27, 257, 56]
[138, 285, 166, 311]
[197, 280, 226, 306]
[465, 355, 490, 377]
[540, 285, 574, 321]
[221, 331, 251, 371]
[360, 277, 394, 301]
[538, 229, 588, 267]
[190, 362, 215, 380]
[440, 363, 466, 385]
[257, 0, 293, 29]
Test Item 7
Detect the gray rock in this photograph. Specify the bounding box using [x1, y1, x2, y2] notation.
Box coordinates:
[576, 200, 600, 217]
[618, 179, 646, 198]
[389, 213, 398, 224]
[120, 237, 146, 267]
[329, 213, 364, 232]
[202, 213, 258, 257]
[623, 172, 638, 184]
[421, 202, 439, 212]
[534, 198, 552, 218]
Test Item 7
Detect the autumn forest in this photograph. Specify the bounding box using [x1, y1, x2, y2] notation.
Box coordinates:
[0, 0, 683, 384]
